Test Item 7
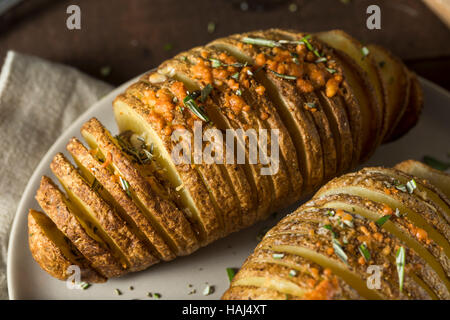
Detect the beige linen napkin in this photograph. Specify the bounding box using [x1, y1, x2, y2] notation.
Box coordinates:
[0, 51, 113, 299]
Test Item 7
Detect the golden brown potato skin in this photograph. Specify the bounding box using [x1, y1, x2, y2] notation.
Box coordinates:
[223, 162, 449, 300]
[29, 29, 422, 285]
[28, 210, 106, 283]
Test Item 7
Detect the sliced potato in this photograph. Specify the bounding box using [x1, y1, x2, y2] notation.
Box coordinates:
[316, 30, 385, 150]
[50, 153, 158, 272]
[28, 209, 106, 283]
[159, 50, 276, 221]
[388, 72, 423, 142]
[66, 137, 175, 261]
[35, 176, 125, 278]
[308, 194, 450, 298]
[395, 160, 450, 200]
[208, 31, 325, 192]
[368, 45, 410, 142]
[80, 118, 200, 254]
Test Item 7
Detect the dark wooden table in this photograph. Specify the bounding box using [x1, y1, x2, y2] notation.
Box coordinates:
[1, 0, 449, 89]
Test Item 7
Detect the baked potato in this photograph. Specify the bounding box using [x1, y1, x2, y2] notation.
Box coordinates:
[29, 29, 423, 284]
[223, 161, 450, 300]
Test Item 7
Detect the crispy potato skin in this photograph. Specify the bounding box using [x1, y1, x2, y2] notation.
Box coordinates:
[35, 176, 125, 278]
[28, 210, 106, 283]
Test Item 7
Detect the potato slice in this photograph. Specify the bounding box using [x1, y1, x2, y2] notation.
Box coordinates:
[273, 207, 438, 299]
[316, 30, 385, 149]
[66, 138, 175, 261]
[28, 209, 106, 283]
[368, 45, 410, 142]
[35, 176, 125, 278]
[158, 52, 276, 222]
[316, 172, 450, 253]
[307, 194, 450, 298]
[127, 75, 249, 233]
[363, 167, 450, 224]
[80, 118, 200, 254]
[242, 249, 363, 300]
[395, 160, 450, 200]
[388, 72, 424, 142]
[50, 153, 158, 272]
[208, 32, 324, 192]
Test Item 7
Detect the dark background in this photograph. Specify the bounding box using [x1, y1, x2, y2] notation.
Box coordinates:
[1, 0, 449, 89]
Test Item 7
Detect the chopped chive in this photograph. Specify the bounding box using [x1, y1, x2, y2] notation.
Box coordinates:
[315, 57, 327, 63]
[226, 268, 236, 282]
[209, 58, 222, 68]
[79, 282, 90, 290]
[153, 293, 161, 299]
[164, 43, 173, 51]
[395, 183, 407, 193]
[268, 69, 297, 80]
[183, 94, 210, 122]
[300, 35, 321, 57]
[235, 89, 242, 96]
[305, 102, 317, 109]
[358, 243, 371, 262]
[361, 46, 370, 58]
[272, 253, 285, 259]
[396, 247, 406, 292]
[290, 52, 300, 64]
[375, 214, 391, 226]
[394, 208, 402, 217]
[322, 224, 338, 238]
[423, 155, 450, 171]
[289, 269, 297, 277]
[332, 238, 348, 263]
[200, 84, 213, 102]
[406, 179, 417, 194]
[231, 72, 239, 80]
[207, 21, 216, 34]
[119, 177, 132, 197]
[202, 285, 214, 296]
[246, 69, 253, 76]
[325, 67, 337, 74]
[241, 37, 281, 47]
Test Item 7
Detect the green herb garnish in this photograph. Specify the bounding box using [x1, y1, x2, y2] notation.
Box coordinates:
[325, 67, 337, 74]
[272, 253, 285, 259]
[396, 247, 406, 292]
[332, 238, 348, 264]
[183, 94, 210, 122]
[268, 69, 297, 80]
[375, 214, 391, 226]
[241, 37, 281, 47]
[231, 72, 239, 80]
[406, 179, 417, 194]
[226, 268, 236, 282]
[423, 155, 450, 171]
[207, 21, 216, 34]
[358, 243, 371, 262]
[305, 102, 317, 109]
[119, 177, 132, 197]
[291, 52, 300, 64]
[289, 269, 297, 277]
[315, 57, 327, 63]
[153, 293, 161, 299]
[300, 35, 321, 57]
[114, 288, 122, 295]
[361, 46, 370, 58]
[80, 282, 90, 290]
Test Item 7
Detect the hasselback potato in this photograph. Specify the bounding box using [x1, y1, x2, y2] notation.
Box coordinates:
[28, 29, 423, 284]
[223, 161, 450, 300]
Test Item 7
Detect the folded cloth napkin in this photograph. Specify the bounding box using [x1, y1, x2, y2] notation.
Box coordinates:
[0, 51, 112, 299]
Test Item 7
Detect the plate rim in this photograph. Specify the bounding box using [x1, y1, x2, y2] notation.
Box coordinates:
[6, 75, 450, 300]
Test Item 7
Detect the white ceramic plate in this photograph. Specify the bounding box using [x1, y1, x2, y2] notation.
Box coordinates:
[7, 77, 450, 300]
